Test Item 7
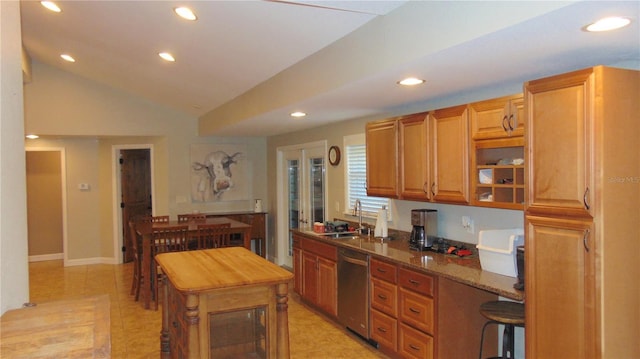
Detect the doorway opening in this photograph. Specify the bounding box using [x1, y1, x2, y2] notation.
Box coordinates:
[276, 141, 327, 268]
[25, 147, 67, 264]
[112, 145, 154, 264]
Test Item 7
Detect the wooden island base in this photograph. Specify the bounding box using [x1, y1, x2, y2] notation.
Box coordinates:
[156, 247, 293, 359]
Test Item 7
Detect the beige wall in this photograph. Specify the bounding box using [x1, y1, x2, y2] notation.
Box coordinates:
[24, 62, 268, 264]
[26, 151, 63, 256]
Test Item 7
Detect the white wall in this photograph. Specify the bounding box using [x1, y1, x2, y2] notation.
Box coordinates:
[1, 0, 30, 314]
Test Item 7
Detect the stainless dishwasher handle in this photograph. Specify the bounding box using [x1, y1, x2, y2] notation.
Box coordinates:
[342, 256, 368, 267]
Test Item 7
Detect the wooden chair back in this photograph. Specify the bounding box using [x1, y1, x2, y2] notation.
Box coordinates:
[138, 215, 170, 224]
[128, 220, 143, 300]
[196, 223, 232, 249]
[150, 225, 190, 254]
[177, 213, 206, 223]
[128, 220, 140, 256]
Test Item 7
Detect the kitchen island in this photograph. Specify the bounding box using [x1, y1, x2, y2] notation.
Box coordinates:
[292, 228, 523, 359]
[156, 247, 293, 359]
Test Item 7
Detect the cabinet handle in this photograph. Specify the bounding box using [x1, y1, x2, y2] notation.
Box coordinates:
[409, 307, 421, 314]
[408, 279, 420, 286]
[431, 182, 436, 196]
[502, 115, 509, 132]
[583, 229, 590, 253]
[583, 187, 590, 210]
[422, 182, 429, 194]
[377, 327, 387, 333]
[508, 114, 515, 131]
[409, 344, 421, 351]
[376, 267, 387, 273]
[377, 294, 388, 300]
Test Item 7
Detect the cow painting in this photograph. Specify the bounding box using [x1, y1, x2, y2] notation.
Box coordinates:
[192, 151, 242, 201]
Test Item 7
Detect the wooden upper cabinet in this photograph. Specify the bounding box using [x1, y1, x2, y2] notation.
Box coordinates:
[366, 119, 398, 198]
[399, 113, 430, 201]
[525, 68, 593, 218]
[470, 94, 524, 140]
[429, 105, 470, 204]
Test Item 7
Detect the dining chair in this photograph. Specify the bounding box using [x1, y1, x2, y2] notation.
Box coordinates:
[150, 225, 189, 309]
[128, 220, 143, 301]
[196, 223, 232, 249]
[177, 213, 206, 223]
[139, 215, 170, 224]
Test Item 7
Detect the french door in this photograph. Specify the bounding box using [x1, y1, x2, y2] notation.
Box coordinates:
[277, 142, 326, 267]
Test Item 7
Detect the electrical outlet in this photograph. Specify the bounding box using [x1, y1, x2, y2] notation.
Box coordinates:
[462, 216, 474, 234]
[467, 219, 475, 234]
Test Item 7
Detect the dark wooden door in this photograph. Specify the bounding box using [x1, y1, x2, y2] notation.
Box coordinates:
[121, 149, 151, 262]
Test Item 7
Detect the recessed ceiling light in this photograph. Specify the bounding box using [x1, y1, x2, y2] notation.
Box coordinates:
[159, 52, 176, 62]
[26, 134, 40, 139]
[60, 54, 75, 62]
[290, 112, 306, 118]
[585, 17, 631, 32]
[174, 7, 197, 21]
[398, 77, 425, 86]
[41, 1, 61, 13]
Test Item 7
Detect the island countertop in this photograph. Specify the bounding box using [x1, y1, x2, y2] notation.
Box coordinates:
[156, 247, 293, 293]
[292, 229, 524, 301]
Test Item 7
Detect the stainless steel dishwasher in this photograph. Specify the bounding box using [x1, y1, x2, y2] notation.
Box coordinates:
[338, 247, 370, 340]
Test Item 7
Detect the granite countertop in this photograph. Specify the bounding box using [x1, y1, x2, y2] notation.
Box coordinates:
[292, 228, 524, 301]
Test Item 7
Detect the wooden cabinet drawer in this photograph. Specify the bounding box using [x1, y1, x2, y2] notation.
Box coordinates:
[399, 267, 434, 296]
[399, 288, 434, 334]
[399, 323, 434, 359]
[370, 309, 397, 352]
[302, 238, 337, 261]
[371, 277, 397, 317]
[371, 258, 397, 283]
[292, 235, 302, 249]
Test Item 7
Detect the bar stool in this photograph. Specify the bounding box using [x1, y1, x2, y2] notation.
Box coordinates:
[479, 300, 525, 359]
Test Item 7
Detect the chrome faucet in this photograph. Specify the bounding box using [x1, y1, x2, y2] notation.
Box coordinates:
[353, 199, 363, 233]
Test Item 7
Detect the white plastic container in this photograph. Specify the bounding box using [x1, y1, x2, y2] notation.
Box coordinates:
[479, 169, 493, 184]
[476, 229, 524, 277]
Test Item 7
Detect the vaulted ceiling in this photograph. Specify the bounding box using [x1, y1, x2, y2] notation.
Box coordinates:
[20, 1, 640, 137]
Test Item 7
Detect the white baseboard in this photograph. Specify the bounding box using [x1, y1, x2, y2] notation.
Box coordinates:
[28, 253, 64, 262]
[64, 257, 118, 266]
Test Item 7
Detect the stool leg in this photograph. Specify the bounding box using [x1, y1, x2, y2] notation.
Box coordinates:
[479, 320, 499, 359]
[502, 324, 515, 358]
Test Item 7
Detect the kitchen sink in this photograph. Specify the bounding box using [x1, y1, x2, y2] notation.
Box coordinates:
[318, 231, 361, 240]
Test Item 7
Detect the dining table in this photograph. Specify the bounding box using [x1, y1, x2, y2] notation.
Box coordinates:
[136, 216, 252, 310]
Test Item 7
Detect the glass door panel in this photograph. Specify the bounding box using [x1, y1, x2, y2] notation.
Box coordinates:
[278, 144, 326, 267]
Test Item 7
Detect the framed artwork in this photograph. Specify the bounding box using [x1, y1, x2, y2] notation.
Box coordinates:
[190, 143, 249, 202]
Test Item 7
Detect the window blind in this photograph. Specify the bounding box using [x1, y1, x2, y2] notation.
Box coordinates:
[345, 143, 390, 219]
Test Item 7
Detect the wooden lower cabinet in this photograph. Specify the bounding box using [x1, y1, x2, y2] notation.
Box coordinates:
[370, 309, 398, 351]
[293, 235, 337, 317]
[399, 323, 434, 359]
[525, 215, 595, 358]
[370, 258, 436, 359]
[398, 288, 434, 335]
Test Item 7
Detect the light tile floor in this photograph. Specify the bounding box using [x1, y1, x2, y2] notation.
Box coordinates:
[28, 260, 388, 358]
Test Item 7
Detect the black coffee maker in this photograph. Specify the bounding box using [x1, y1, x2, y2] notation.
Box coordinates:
[409, 209, 437, 250]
